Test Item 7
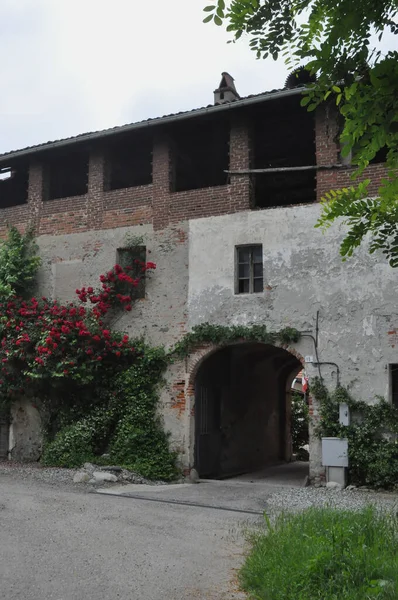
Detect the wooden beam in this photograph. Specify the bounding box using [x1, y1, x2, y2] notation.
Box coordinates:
[225, 164, 344, 175]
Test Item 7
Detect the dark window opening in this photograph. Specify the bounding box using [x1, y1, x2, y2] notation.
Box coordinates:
[45, 150, 89, 200]
[117, 246, 146, 300]
[370, 145, 388, 165]
[170, 116, 230, 192]
[0, 165, 28, 208]
[391, 365, 398, 408]
[236, 245, 263, 294]
[104, 134, 152, 190]
[251, 96, 316, 208]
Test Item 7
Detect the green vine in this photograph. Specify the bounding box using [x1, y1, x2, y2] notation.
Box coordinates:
[313, 378, 398, 489]
[172, 323, 301, 358]
[0, 227, 41, 299]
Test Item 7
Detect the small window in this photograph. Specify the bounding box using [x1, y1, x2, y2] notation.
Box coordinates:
[391, 365, 398, 407]
[236, 245, 263, 294]
[117, 246, 146, 300]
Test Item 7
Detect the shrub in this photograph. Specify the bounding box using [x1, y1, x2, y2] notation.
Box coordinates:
[41, 406, 115, 467]
[42, 345, 178, 480]
[240, 506, 398, 600]
[291, 392, 309, 453]
[314, 378, 398, 488]
[109, 351, 178, 481]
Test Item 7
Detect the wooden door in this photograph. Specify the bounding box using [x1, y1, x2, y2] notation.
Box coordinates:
[195, 385, 222, 478]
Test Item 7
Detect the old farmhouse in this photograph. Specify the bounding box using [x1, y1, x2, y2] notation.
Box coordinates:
[0, 73, 394, 480]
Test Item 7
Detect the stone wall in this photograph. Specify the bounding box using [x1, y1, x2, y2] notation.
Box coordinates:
[9, 399, 42, 461]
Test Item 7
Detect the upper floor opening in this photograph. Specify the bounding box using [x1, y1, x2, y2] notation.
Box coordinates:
[0, 163, 29, 208]
[104, 132, 153, 191]
[168, 114, 230, 192]
[250, 96, 316, 209]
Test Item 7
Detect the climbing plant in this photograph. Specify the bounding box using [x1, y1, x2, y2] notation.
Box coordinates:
[0, 226, 177, 480]
[0, 227, 41, 299]
[172, 323, 301, 358]
[313, 378, 398, 488]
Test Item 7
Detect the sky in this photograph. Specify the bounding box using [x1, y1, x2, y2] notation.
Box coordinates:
[0, 0, 288, 155]
[0, 1, 396, 156]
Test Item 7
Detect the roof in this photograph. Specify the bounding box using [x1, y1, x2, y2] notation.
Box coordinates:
[0, 86, 304, 165]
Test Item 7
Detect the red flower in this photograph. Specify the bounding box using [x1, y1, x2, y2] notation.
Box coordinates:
[61, 325, 70, 334]
[97, 356, 102, 361]
[87, 287, 94, 293]
[115, 351, 121, 357]
[35, 357, 44, 365]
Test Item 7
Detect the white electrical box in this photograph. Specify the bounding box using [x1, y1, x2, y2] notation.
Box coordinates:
[305, 355, 314, 364]
[339, 403, 350, 426]
[322, 437, 349, 467]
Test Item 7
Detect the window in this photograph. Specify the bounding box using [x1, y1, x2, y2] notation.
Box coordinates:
[170, 116, 230, 192]
[0, 164, 28, 208]
[391, 365, 398, 407]
[251, 96, 316, 208]
[236, 245, 263, 294]
[105, 134, 152, 190]
[44, 150, 89, 200]
[117, 246, 146, 300]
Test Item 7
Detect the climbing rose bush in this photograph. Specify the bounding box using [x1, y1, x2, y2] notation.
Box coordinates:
[0, 261, 156, 403]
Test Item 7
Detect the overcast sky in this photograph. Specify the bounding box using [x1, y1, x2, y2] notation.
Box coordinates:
[0, 0, 289, 155]
[1, 1, 396, 156]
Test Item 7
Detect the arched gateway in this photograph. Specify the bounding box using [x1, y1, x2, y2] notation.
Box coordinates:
[192, 342, 303, 478]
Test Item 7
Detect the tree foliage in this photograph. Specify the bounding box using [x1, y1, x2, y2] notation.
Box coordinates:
[203, 0, 398, 265]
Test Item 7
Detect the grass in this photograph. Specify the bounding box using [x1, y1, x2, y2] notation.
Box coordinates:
[240, 506, 398, 600]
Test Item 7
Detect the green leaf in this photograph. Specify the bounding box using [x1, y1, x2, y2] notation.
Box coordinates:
[203, 5, 215, 11]
[214, 15, 223, 26]
[300, 96, 311, 106]
[203, 14, 213, 23]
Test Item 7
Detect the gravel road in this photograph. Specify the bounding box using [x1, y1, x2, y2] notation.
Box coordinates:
[1, 463, 398, 600]
[0, 468, 249, 600]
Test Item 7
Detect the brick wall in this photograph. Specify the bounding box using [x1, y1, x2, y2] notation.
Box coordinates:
[316, 104, 388, 200]
[0, 105, 387, 238]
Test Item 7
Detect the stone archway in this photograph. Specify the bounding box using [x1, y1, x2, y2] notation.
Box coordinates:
[189, 342, 303, 478]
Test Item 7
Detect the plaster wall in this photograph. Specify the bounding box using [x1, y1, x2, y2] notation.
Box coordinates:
[188, 204, 398, 403]
[36, 223, 189, 348]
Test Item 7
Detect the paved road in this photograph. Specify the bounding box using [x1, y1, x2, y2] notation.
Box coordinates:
[0, 476, 256, 600]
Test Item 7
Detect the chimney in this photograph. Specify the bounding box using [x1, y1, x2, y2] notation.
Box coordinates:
[214, 72, 240, 105]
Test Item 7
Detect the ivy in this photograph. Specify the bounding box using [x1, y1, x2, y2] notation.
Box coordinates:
[172, 323, 301, 358]
[0, 227, 41, 299]
[314, 378, 398, 488]
[42, 344, 178, 481]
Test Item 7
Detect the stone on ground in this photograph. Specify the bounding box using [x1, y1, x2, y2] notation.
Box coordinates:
[73, 471, 91, 484]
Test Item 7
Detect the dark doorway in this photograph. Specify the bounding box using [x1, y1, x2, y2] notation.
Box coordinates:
[195, 343, 301, 478]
